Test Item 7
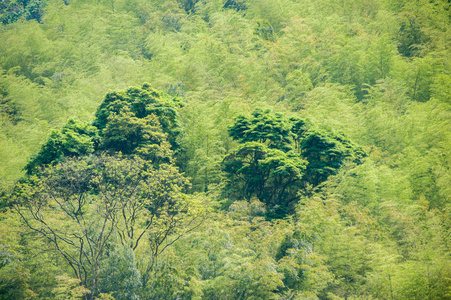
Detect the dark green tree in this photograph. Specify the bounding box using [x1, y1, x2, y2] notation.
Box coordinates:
[101, 110, 173, 166]
[0, 0, 47, 24]
[289, 117, 312, 151]
[93, 84, 182, 152]
[228, 108, 294, 152]
[223, 142, 307, 215]
[177, 0, 200, 13]
[223, 0, 247, 12]
[301, 129, 366, 186]
[24, 84, 183, 174]
[24, 119, 99, 175]
[223, 109, 365, 215]
[396, 12, 429, 58]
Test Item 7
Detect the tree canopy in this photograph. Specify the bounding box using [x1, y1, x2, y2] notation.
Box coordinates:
[223, 109, 365, 216]
[24, 84, 182, 174]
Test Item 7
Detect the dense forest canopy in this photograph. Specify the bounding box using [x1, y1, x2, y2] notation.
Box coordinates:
[0, 0, 450, 299]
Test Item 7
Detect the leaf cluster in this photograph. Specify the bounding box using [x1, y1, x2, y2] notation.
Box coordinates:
[25, 84, 182, 174]
[223, 109, 365, 216]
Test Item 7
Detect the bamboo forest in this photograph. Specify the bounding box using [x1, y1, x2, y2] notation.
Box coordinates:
[0, 0, 450, 299]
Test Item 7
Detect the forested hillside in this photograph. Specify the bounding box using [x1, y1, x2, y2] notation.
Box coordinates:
[0, 0, 450, 299]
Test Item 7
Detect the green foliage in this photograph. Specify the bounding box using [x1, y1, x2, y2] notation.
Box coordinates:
[23, 84, 183, 174]
[0, 261, 36, 299]
[24, 119, 99, 174]
[202, 255, 283, 300]
[95, 294, 116, 300]
[0, 0, 47, 24]
[0, 232, 37, 300]
[93, 84, 182, 152]
[301, 128, 366, 186]
[224, 109, 365, 215]
[13, 154, 203, 298]
[99, 246, 141, 300]
[223, 142, 307, 215]
[52, 275, 90, 300]
[276, 230, 334, 295]
[0, 84, 20, 124]
[101, 110, 173, 165]
[396, 12, 429, 58]
[223, 0, 247, 12]
[142, 249, 203, 300]
[228, 108, 294, 151]
[254, 19, 276, 42]
[0, 0, 450, 298]
[172, 199, 288, 299]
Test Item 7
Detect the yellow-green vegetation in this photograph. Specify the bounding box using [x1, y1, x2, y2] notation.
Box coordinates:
[1, 0, 450, 299]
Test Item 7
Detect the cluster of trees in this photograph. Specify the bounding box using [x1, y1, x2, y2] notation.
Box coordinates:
[223, 109, 365, 216]
[4, 84, 205, 299]
[0, 0, 450, 298]
[0, 0, 47, 24]
[24, 84, 182, 173]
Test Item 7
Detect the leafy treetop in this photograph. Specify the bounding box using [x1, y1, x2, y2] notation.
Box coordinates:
[228, 108, 294, 152]
[24, 119, 99, 174]
[301, 129, 366, 186]
[24, 84, 182, 174]
[93, 83, 183, 152]
[223, 109, 366, 217]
